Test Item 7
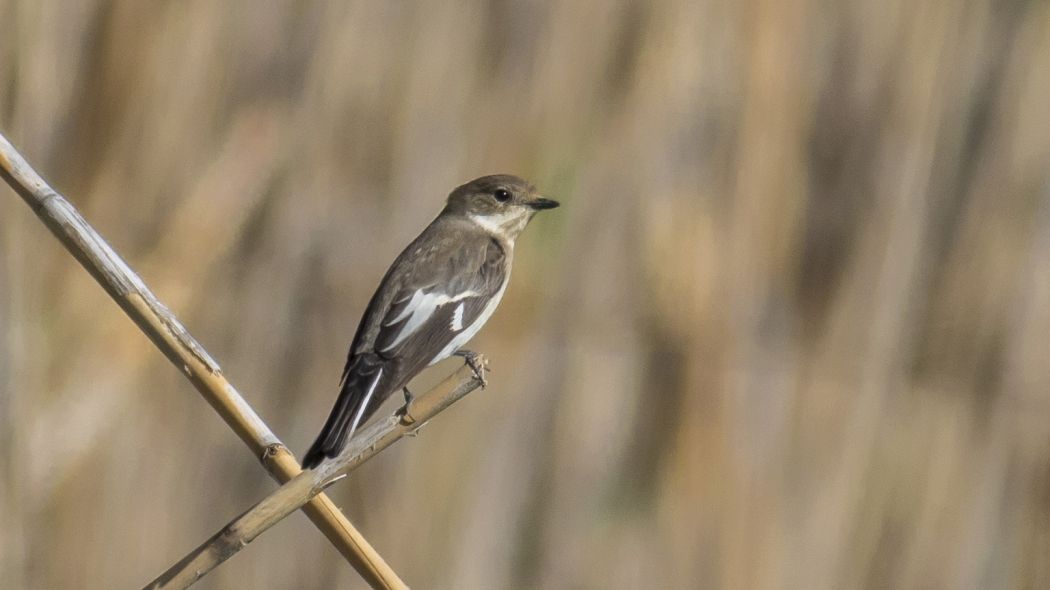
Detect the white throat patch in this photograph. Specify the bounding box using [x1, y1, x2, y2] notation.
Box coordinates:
[469, 210, 528, 240]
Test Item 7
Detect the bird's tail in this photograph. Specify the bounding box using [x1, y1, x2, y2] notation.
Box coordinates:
[303, 355, 387, 469]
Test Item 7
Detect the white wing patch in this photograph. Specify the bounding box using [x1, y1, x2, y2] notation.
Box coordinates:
[430, 275, 510, 365]
[451, 302, 465, 331]
[381, 288, 477, 352]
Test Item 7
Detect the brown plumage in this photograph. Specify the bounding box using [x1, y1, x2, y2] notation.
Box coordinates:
[303, 174, 558, 468]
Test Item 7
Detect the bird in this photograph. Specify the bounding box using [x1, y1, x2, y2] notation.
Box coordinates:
[302, 174, 559, 468]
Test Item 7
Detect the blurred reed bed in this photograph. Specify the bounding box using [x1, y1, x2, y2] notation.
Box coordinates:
[2, 0, 1050, 588]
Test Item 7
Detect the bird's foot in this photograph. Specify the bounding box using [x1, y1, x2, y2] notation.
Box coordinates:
[453, 349, 488, 388]
[397, 387, 416, 425]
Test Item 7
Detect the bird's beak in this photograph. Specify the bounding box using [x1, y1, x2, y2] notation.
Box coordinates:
[528, 197, 560, 210]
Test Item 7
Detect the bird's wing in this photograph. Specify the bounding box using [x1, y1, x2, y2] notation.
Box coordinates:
[305, 232, 508, 468]
[372, 235, 507, 366]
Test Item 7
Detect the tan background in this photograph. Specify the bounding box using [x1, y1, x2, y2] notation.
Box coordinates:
[2, 1, 1050, 588]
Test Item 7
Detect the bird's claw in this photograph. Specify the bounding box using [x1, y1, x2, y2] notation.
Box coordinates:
[454, 349, 488, 388]
[396, 386, 417, 424]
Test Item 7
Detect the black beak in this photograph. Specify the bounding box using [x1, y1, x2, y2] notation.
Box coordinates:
[528, 197, 560, 210]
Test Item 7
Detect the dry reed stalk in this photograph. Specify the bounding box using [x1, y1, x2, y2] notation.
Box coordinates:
[146, 359, 487, 589]
[0, 132, 407, 590]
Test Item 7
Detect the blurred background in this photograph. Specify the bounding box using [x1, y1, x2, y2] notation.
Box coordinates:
[2, 1, 1050, 588]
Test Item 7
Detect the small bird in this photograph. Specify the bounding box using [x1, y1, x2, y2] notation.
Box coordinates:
[302, 174, 559, 468]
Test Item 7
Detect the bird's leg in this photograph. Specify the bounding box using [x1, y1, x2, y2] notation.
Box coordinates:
[396, 387, 421, 434]
[453, 349, 488, 388]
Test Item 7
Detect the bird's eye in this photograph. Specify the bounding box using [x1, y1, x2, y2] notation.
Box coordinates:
[493, 189, 512, 202]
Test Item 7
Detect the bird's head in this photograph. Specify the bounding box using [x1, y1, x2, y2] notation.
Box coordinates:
[444, 174, 559, 241]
